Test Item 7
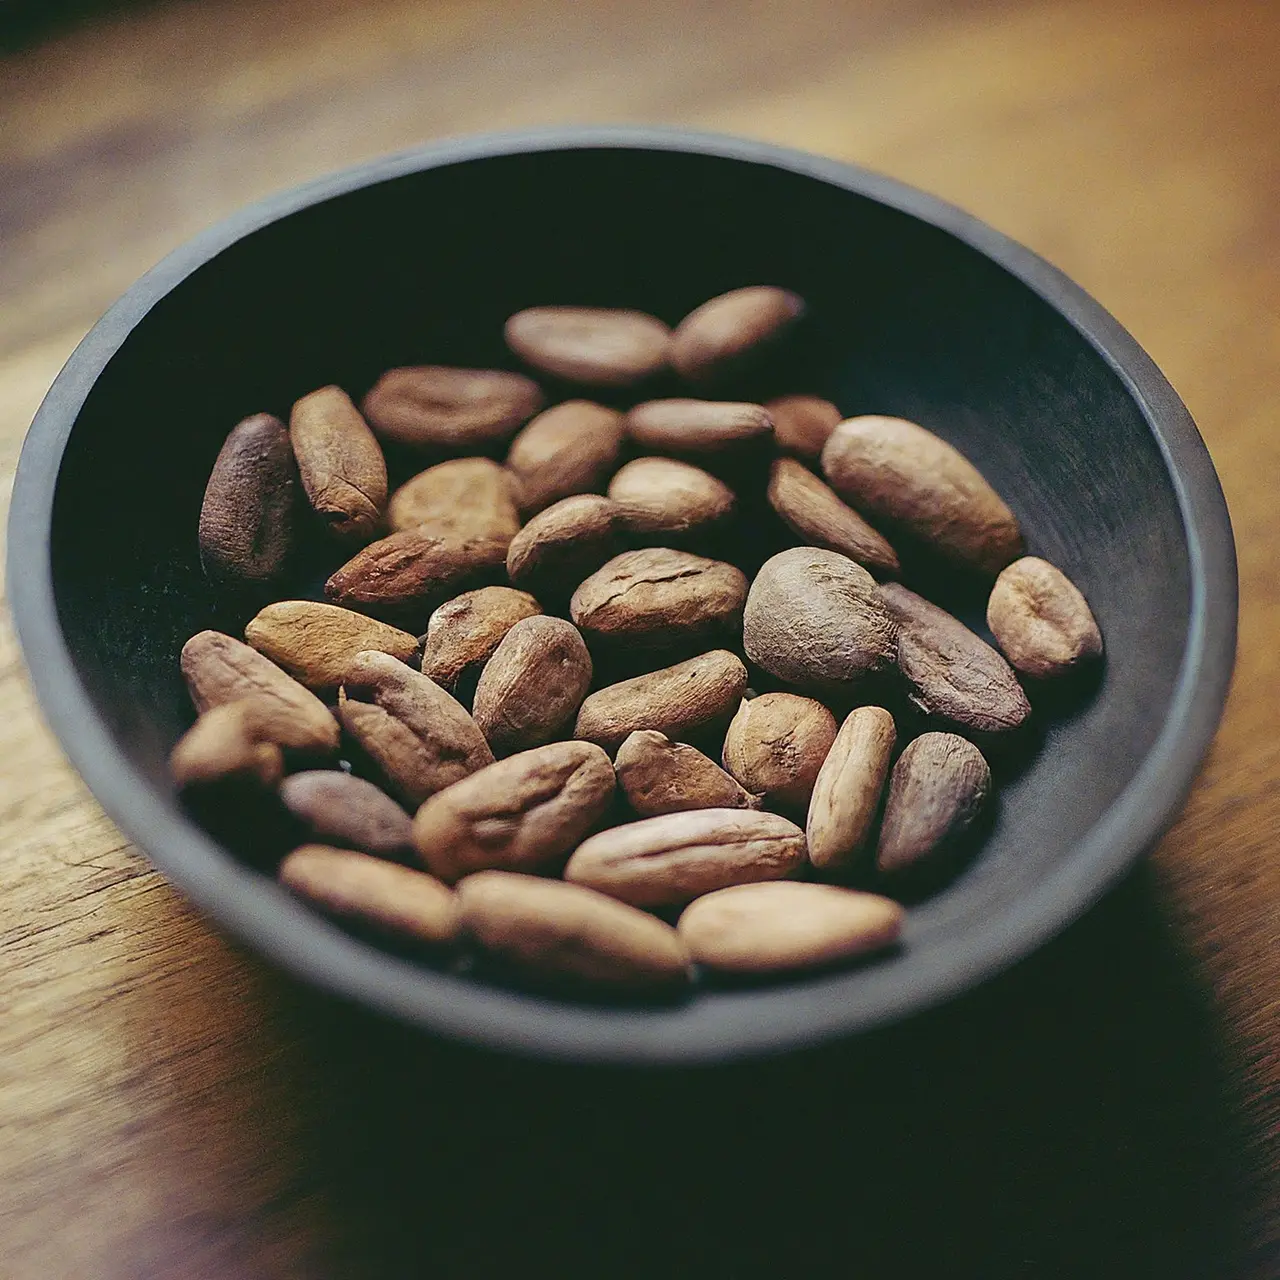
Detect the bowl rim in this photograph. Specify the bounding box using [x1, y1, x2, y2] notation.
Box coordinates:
[7, 125, 1238, 1064]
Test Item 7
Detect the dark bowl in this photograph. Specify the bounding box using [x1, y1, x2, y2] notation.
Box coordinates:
[8, 127, 1237, 1064]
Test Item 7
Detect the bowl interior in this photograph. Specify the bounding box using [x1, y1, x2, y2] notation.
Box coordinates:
[40, 143, 1194, 1058]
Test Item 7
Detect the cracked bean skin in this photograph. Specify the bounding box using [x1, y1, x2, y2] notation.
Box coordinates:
[614, 730, 760, 817]
[721, 693, 837, 816]
[570, 547, 747, 647]
[413, 741, 615, 882]
[877, 732, 992, 875]
[986, 556, 1103, 679]
[564, 808, 807, 908]
[880, 583, 1030, 734]
[289, 385, 387, 542]
[574, 650, 748, 752]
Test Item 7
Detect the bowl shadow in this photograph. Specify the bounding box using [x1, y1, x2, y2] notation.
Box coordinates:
[237, 863, 1248, 1279]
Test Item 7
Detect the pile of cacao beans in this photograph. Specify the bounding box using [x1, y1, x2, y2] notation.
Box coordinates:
[174, 287, 1103, 993]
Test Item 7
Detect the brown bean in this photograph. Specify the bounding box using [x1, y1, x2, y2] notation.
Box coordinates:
[279, 845, 458, 944]
[721, 693, 837, 816]
[607, 457, 735, 538]
[471, 616, 593, 756]
[289, 385, 387, 541]
[169, 703, 285, 791]
[821, 415, 1023, 575]
[564, 809, 806, 908]
[420, 586, 542, 691]
[767, 457, 899, 577]
[338, 651, 493, 805]
[986, 556, 1103, 679]
[575, 650, 748, 752]
[505, 400, 625, 514]
[570, 547, 747, 647]
[614, 731, 760, 817]
[743, 547, 897, 693]
[362, 365, 543, 450]
[413, 741, 615, 882]
[877, 732, 991, 875]
[678, 882, 903, 973]
[879, 582, 1031, 734]
[198, 413, 298, 584]
[670, 286, 805, 382]
[456, 870, 689, 989]
[504, 307, 670, 387]
[180, 630, 340, 754]
[625, 399, 772, 455]
[505, 494, 623, 599]
[386, 456, 521, 541]
[244, 601, 418, 691]
[279, 770, 414, 859]
[765, 395, 841, 461]
[324, 529, 508, 625]
[806, 706, 897, 872]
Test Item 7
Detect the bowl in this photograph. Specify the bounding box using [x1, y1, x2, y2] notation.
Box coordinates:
[8, 126, 1237, 1063]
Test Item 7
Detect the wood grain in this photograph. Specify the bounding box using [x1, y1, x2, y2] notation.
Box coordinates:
[2, 1, 1277, 1276]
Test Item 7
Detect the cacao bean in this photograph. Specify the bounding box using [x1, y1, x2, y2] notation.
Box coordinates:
[575, 650, 748, 752]
[670, 286, 805, 382]
[614, 730, 760, 817]
[180, 630, 340, 754]
[279, 770, 414, 860]
[608, 456, 735, 539]
[765, 394, 841, 462]
[821, 415, 1023, 574]
[169, 702, 285, 791]
[678, 881, 903, 973]
[564, 808, 806, 908]
[805, 706, 897, 872]
[413, 741, 615, 882]
[289, 385, 387, 541]
[324, 528, 507, 625]
[471, 616, 593, 755]
[386, 456, 520, 541]
[505, 400, 625, 515]
[570, 547, 747, 647]
[505, 494, 622, 598]
[420, 586, 542, 691]
[721, 692, 837, 816]
[198, 412, 298, 584]
[279, 844, 458, 944]
[338, 650, 493, 805]
[767, 457, 899, 577]
[362, 365, 543, 450]
[877, 731, 991, 875]
[986, 556, 1103, 679]
[456, 870, 689, 989]
[743, 547, 897, 693]
[244, 600, 418, 691]
[879, 582, 1031, 733]
[625, 398, 772, 455]
[504, 307, 670, 387]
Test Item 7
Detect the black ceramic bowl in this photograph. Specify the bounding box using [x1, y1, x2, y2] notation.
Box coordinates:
[9, 127, 1236, 1063]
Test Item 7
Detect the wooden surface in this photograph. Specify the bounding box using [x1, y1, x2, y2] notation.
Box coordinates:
[2, 1, 1278, 1275]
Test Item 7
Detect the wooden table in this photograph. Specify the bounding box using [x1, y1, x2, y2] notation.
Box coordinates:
[2, 1, 1276, 1275]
